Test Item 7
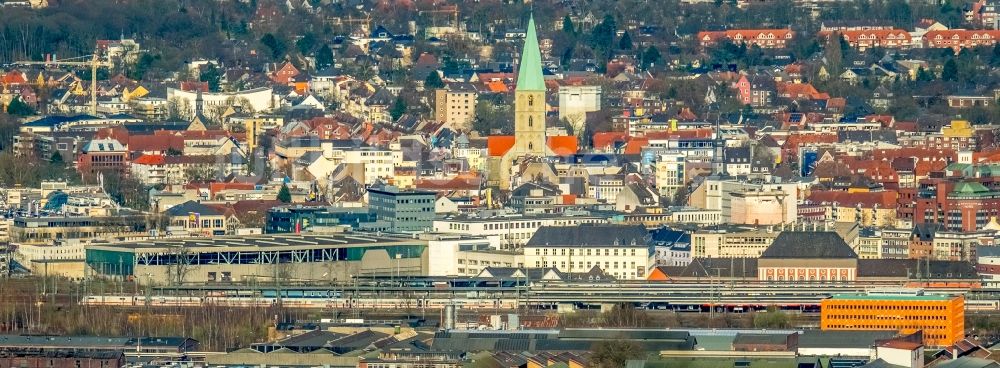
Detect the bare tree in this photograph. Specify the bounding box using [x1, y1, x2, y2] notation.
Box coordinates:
[166, 247, 193, 288]
[167, 97, 192, 120]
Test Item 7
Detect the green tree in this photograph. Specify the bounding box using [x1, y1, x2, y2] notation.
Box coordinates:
[562, 15, 575, 35]
[641, 46, 662, 69]
[424, 70, 445, 89]
[560, 46, 575, 70]
[5, 97, 34, 116]
[915, 66, 934, 82]
[390, 96, 407, 121]
[590, 15, 617, 66]
[0, 114, 18, 152]
[199, 64, 223, 92]
[941, 58, 958, 81]
[260, 33, 286, 60]
[50, 151, 63, 164]
[886, 0, 912, 28]
[591, 339, 644, 368]
[295, 32, 317, 55]
[316, 44, 334, 69]
[131, 53, 159, 80]
[964, 105, 992, 125]
[672, 186, 689, 206]
[619, 31, 633, 50]
[991, 43, 1000, 66]
[277, 183, 292, 203]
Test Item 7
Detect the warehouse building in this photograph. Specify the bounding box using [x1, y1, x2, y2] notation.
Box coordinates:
[84, 233, 434, 284]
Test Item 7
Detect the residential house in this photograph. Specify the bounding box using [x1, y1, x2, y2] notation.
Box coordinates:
[164, 200, 240, 236]
[697, 29, 794, 48]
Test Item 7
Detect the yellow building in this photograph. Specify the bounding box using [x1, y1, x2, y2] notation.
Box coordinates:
[941, 120, 974, 138]
[821, 293, 964, 347]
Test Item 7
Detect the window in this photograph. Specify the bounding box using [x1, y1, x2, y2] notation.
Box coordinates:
[528, 95, 534, 106]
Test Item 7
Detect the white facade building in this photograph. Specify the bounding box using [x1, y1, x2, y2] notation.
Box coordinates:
[423, 233, 522, 276]
[433, 214, 607, 250]
[558, 85, 601, 134]
[523, 224, 654, 280]
[166, 87, 274, 119]
[654, 152, 687, 197]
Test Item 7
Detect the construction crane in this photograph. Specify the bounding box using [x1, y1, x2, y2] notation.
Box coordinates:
[418, 5, 459, 29]
[15, 53, 113, 115]
[335, 13, 373, 34]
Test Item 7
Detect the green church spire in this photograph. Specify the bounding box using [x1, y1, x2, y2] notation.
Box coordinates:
[516, 14, 546, 92]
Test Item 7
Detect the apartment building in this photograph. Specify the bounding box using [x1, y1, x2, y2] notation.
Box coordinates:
[434, 83, 478, 130]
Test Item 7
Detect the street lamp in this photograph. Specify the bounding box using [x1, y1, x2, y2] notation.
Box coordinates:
[395, 253, 402, 282]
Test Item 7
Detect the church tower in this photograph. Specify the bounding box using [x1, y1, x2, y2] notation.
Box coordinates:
[512, 14, 546, 157]
[487, 13, 554, 190]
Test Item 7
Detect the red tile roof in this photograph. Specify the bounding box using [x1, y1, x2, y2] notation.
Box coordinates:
[132, 154, 165, 165]
[827, 29, 912, 46]
[1, 71, 27, 85]
[179, 81, 208, 92]
[547, 136, 579, 156]
[592, 132, 628, 151]
[486, 135, 579, 157]
[923, 29, 1000, 48]
[210, 182, 256, 198]
[487, 136, 516, 157]
[777, 82, 828, 100]
[781, 133, 839, 150]
[623, 137, 649, 155]
[807, 190, 899, 208]
[128, 134, 184, 153]
[484, 80, 509, 93]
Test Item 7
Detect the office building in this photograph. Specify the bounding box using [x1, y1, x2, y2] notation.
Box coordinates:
[265, 205, 385, 233]
[820, 292, 964, 347]
[422, 233, 521, 276]
[690, 226, 780, 258]
[368, 187, 435, 232]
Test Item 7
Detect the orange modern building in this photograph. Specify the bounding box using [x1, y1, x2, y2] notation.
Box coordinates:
[821, 293, 964, 347]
